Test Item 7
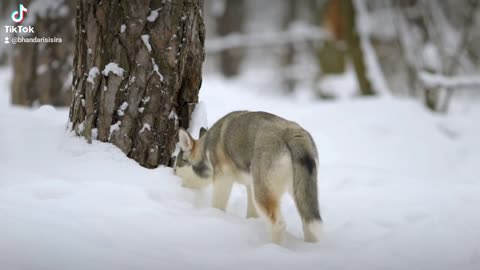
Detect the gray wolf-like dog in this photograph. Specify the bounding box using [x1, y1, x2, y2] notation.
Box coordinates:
[175, 111, 322, 244]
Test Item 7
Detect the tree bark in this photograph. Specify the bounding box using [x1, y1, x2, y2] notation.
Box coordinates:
[342, 0, 374, 96]
[280, 0, 298, 93]
[68, 0, 205, 168]
[11, 0, 74, 106]
[310, 0, 346, 99]
[318, 0, 346, 75]
[216, 0, 245, 77]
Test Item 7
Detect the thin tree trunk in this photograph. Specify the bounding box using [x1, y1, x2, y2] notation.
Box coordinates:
[11, 0, 74, 106]
[281, 0, 298, 93]
[69, 0, 205, 168]
[309, 0, 344, 99]
[342, 0, 374, 96]
[216, 0, 245, 77]
[319, 0, 346, 75]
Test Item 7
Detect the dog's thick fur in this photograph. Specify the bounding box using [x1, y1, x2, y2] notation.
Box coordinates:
[175, 111, 322, 244]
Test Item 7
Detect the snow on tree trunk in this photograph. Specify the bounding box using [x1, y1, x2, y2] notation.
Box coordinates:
[68, 0, 205, 168]
[11, 0, 74, 106]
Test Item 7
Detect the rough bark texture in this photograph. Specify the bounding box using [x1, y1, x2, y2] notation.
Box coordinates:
[342, 0, 374, 96]
[216, 0, 245, 77]
[69, 0, 205, 168]
[11, 0, 74, 106]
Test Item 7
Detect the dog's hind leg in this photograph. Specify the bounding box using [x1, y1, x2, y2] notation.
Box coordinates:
[251, 182, 285, 245]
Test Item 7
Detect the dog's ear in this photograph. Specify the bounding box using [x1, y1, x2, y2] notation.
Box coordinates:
[199, 127, 208, 137]
[178, 128, 194, 152]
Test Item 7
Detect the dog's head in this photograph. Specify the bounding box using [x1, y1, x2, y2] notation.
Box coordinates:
[174, 127, 211, 188]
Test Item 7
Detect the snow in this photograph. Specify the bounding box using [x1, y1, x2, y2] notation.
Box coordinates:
[102, 63, 125, 77]
[36, 64, 48, 75]
[141, 35, 152, 53]
[168, 110, 178, 123]
[109, 121, 121, 139]
[419, 72, 480, 89]
[147, 9, 160, 22]
[151, 58, 164, 81]
[92, 128, 98, 140]
[319, 66, 358, 99]
[117, 102, 128, 116]
[1, 67, 480, 270]
[119, 102, 128, 111]
[188, 101, 208, 138]
[77, 121, 85, 133]
[422, 43, 442, 71]
[206, 23, 327, 53]
[139, 123, 151, 134]
[87, 67, 100, 84]
[142, 96, 151, 104]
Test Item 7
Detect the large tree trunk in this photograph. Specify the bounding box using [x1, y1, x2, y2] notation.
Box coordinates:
[11, 0, 74, 106]
[216, 0, 245, 77]
[69, 0, 205, 168]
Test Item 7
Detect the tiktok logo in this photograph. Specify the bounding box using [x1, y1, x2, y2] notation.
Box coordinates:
[11, 4, 28, 23]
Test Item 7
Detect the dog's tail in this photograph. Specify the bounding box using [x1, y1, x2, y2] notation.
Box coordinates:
[284, 129, 322, 241]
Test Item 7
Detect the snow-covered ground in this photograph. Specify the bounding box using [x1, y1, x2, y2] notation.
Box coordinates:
[1, 67, 480, 270]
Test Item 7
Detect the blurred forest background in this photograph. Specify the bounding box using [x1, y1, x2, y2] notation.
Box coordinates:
[1, 0, 480, 113]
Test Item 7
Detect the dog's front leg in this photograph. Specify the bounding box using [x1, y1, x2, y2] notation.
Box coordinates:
[212, 176, 233, 211]
[246, 185, 258, 218]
